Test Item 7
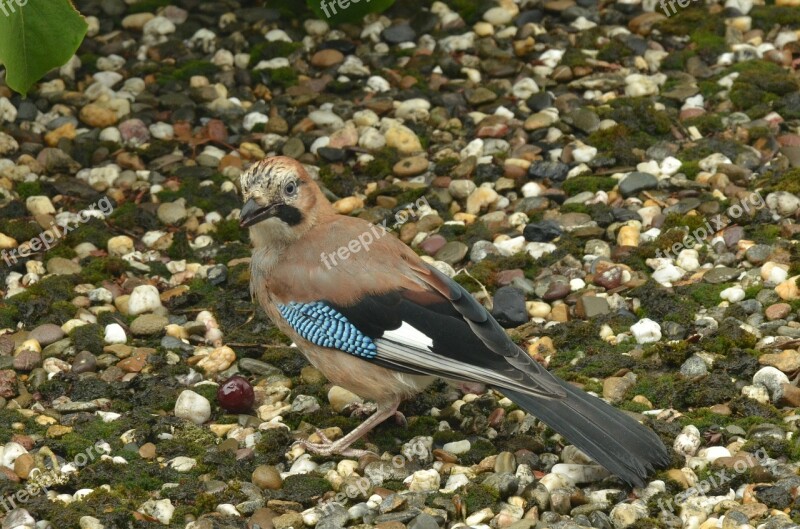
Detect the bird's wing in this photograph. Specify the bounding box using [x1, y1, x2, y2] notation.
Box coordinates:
[275, 261, 566, 400]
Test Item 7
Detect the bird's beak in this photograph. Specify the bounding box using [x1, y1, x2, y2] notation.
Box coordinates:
[239, 198, 278, 228]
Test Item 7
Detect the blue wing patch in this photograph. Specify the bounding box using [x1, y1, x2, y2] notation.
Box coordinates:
[277, 301, 378, 359]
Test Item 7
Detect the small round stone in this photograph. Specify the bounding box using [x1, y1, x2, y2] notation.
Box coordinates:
[252, 464, 282, 490]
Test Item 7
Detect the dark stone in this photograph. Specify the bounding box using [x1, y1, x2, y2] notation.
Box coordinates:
[317, 147, 347, 163]
[408, 512, 440, 529]
[318, 39, 357, 55]
[619, 172, 658, 198]
[703, 267, 740, 284]
[611, 208, 642, 222]
[756, 485, 793, 509]
[662, 321, 688, 340]
[208, 265, 228, 286]
[516, 9, 544, 25]
[16, 101, 38, 122]
[72, 351, 98, 374]
[523, 220, 562, 242]
[527, 92, 554, 112]
[528, 160, 569, 182]
[382, 24, 416, 44]
[491, 287, 528, 328]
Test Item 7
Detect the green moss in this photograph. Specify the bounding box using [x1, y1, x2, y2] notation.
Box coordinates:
[662, 49, 697, 71]
[587, 124, 654, 166]
[319, 164, 360, 197]
[561, 47, 590, 67]
[159, 422, 218, 459]
[163, 231, 191, 261]
[214, 218, 247, 243]
[661, 213, 708, 233]
[680, 161, 702, 179]
[597, 39, 634, 62]
[432, 430, 466, 445]
[80, 256, 129, 284]
[698, 319, 757, 354]
[2, 274, 79, 327]
[280, 474, 333, 506]
[462, 483, 499, 512]
[756, 167, 800, 195]
[0, 219, 41, 242]
[248, 41, 304, 66]
[745, 224, 781, 244]
[157, 59, 219, 85]
[684, 282, 730, 307]
[630, 280, 700, 326]
[453, 253, 539, 293]
[729, 60, 799, 117]
[15, 181, 43, 200]
[631, 371, 737, 409]
[109, 201, 159, 232]
[266, 66, 299, 88]
[69, 323, 104, 355]
[48, 419, 122, 459]
[253, 427, 295, 465]
[261, 345, 307, 375]
[559, 203, 589, 215]
[62, 218, 112, 249]
[461, 439, 495, 465]
[684, 113, 724, 136]
[561, 176, 616, 195]
[750, 5, 800, 30]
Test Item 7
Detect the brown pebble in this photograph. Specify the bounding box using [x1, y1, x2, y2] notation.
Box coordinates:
[13, 453, 35, 479]
[252, 464, 283, 490]
[765, 303, 791, 320]
[310, 49, 344, 68]
[248, 508, 277, 529]
[139, 442, 157, 459]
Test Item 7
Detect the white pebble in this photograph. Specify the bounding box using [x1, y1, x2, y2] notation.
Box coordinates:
[720, 286, 745, 303]
[630, 318, 662, 344]
[174, 390, 211, 425]
[104, 323, 127, 345]
[127, 285, 163, 315]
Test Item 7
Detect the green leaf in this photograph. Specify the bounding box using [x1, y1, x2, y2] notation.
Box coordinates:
[0, 0, 88, 96]
[306, 0, 395, 25]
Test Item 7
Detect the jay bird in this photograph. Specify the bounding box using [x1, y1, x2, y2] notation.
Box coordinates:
[239, 156, 669, 487]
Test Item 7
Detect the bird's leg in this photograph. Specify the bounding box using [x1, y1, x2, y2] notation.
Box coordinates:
[295, 398, 401, 458]
[347, 402, 406, 425]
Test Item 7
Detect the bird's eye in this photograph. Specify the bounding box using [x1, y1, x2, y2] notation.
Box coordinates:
[284, 181, 297, 196]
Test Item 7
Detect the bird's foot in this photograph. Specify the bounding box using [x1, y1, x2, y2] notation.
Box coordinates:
[294, 428, 375, 459]
[347, 403, 406, 426]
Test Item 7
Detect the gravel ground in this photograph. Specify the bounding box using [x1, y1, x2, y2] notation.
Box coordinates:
[0, 1, 800, 528]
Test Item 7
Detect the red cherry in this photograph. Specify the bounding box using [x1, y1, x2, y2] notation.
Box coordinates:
[217, 376, 255, 413]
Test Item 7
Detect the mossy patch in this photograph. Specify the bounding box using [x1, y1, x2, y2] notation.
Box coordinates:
[561, 176, 616, 195]
[729, 60, 800, 118]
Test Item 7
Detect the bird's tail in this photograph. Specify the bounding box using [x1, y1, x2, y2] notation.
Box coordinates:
[498, 380, 670, 487]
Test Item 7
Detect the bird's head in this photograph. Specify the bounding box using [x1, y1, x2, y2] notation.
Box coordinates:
[239, 156, 332, 247]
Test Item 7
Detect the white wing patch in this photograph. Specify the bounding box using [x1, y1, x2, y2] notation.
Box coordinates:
[382, 321, 434, 350]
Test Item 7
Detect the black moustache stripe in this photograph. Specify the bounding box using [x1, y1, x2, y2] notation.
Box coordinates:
[274, 204, 303, 226]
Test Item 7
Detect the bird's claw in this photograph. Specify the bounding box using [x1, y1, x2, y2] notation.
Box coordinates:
[293, 438, 375, 459]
